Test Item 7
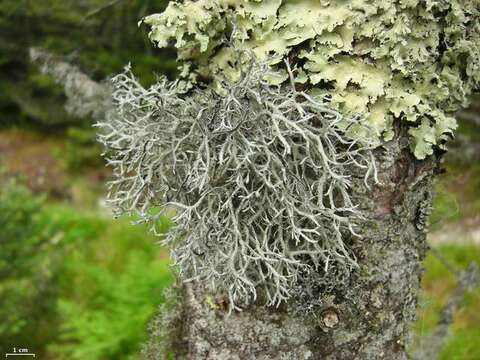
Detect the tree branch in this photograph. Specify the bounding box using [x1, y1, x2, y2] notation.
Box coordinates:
[83, 0, 125, 21]
[29, 47, 111, 120]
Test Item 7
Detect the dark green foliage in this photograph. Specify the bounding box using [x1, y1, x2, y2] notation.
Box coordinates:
[0, 172, 174, 358]
[0, 175, 61, 353]
[0, 177, 46, 279]
[0, 0, 175, 128]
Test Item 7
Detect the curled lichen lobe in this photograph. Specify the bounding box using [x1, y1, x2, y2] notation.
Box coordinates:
[143, 0, 480, 159]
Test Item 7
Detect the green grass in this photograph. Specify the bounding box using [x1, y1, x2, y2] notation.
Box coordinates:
[41, 205, 174, 360]
[415, 244, 480, 360]
[0, 176, 174, 359]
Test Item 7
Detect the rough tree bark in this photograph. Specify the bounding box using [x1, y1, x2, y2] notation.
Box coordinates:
[32, 0, 480, 352]
[30, 50, 473, 360]
[142, 128, 437, 360]
[139, 1, 478, 355]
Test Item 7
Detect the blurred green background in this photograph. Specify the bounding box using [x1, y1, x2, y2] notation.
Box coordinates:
[0, 1, 479, 359]
[0, 1, 176, 359]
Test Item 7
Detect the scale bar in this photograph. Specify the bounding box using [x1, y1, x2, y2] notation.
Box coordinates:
[5, 354, 35, 357]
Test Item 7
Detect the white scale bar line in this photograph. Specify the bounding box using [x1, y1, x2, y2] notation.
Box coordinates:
[5, 355, 35, 357]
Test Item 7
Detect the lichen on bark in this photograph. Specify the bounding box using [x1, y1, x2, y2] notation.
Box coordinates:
[28, 1, 480, 358]
[97, 57, 379, 308]
[143, 0, 480, 159]
[134, 2, 480, 358]
[143, 130, 439, 359]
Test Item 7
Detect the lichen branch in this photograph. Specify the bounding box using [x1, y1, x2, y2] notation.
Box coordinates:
[97, 54, 378, 309]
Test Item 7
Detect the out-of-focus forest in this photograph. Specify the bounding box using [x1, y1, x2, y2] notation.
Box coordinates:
[0, 1, 479, 359]
[0, 1, 175, 359]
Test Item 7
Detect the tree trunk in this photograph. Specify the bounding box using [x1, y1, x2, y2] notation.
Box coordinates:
[30, 48, 440, 359]
[145, 129, 438, 360]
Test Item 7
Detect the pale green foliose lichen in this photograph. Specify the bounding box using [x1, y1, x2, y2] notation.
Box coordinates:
[143, 0, 479, 159]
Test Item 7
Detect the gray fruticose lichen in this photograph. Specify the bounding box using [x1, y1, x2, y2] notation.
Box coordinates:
[98, 0, 480, 310]
[143, 0, 480, 159]
[97, 56, 378, 308]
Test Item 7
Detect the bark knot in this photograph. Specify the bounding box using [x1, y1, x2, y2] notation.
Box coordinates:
[321, 308, 339, 329]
